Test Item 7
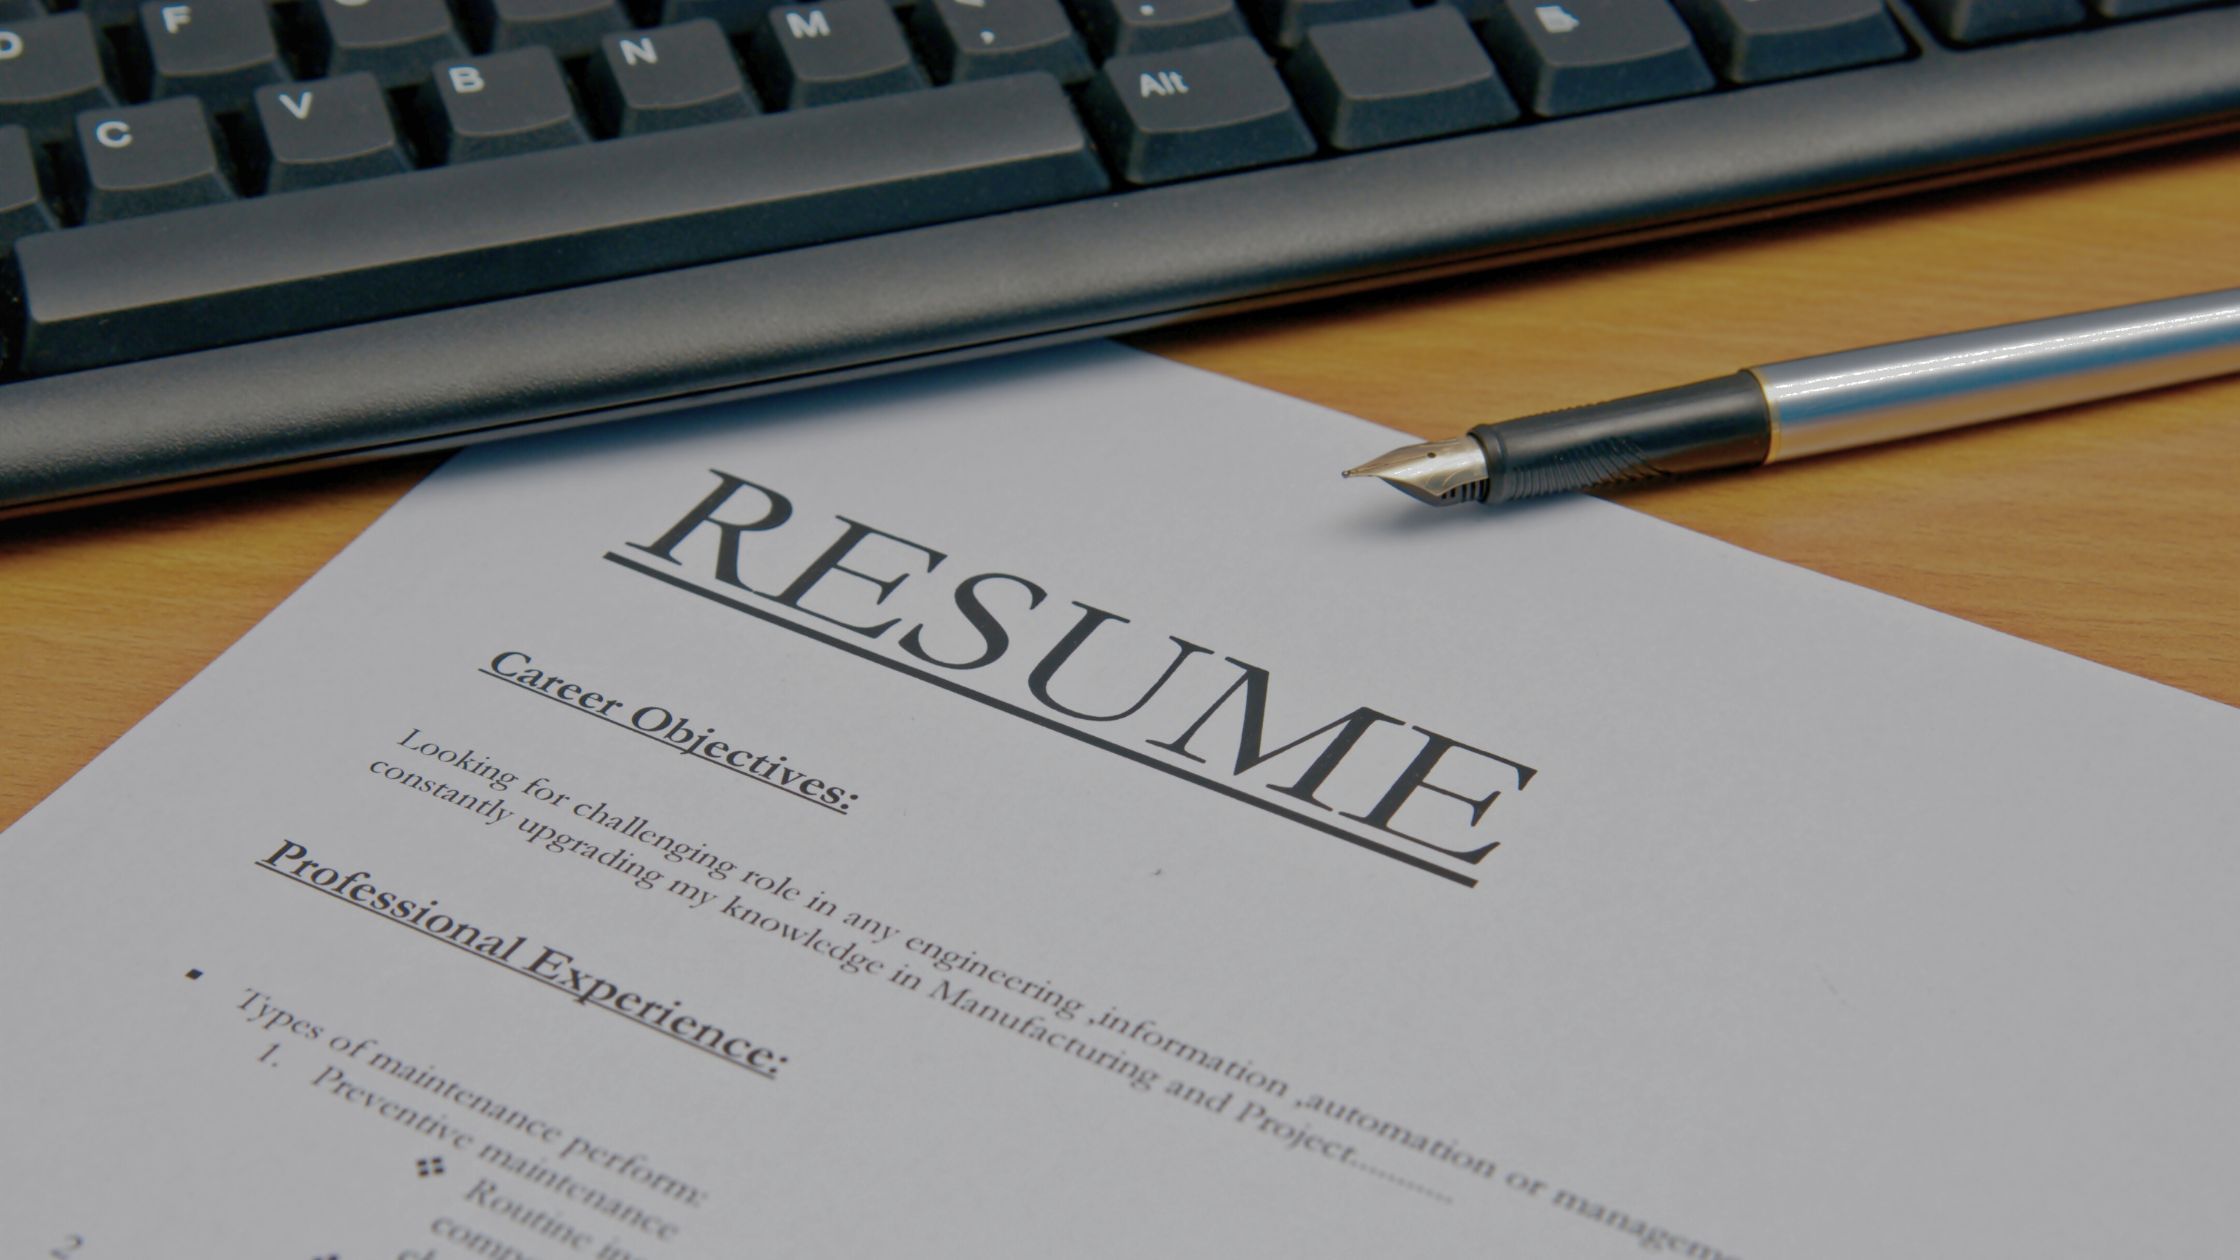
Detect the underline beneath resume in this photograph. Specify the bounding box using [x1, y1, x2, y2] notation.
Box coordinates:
[602, 552, 1473, 889]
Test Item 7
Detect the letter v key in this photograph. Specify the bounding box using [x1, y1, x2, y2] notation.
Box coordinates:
[279, 91, 313, 120]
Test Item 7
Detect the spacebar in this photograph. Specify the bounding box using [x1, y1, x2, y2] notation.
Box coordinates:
[11, 75, 1109, 377]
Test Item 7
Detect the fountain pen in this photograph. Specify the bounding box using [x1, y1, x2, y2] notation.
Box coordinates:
[1344, 285, 2240, 507]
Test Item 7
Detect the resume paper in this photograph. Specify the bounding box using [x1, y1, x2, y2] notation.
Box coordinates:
[4, 345, 2236, 1257]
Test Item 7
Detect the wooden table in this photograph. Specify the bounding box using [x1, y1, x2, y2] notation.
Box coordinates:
[7, 141, 2238, 828]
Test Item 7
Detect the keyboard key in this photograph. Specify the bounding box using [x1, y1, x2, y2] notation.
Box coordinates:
[658, 0, 789, 34]
[912, 0, 1093, 85]
[1670, 0, 1904, 83]
[422, 47, 587, 161]
[1072, 0, 1251, 56]
[78, 0, 151, 25]
[1247, 0, 1408, 50]
[307, 0, 471, 89]
[1909, 0, 2083, 44]
[750, 0, 926, 107]
[0, 13, 118, 144]
[74, 96, 233, 221]
[1082, 37, 1314, 184]
[138, 0, 288, 115]
[460, 0, 629, 59]
[14, 74, 1108, 373]
[1286, 6, 1518, 150]
[2090, 0, 2212, 14]
[1, 123, 59, 250]
[249, 73, 409, 191]
[585, 20, 756, 136]
[1478, 0, 1713, 118]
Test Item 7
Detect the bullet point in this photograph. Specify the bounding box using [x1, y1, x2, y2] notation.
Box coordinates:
[185, 968, 203, 980]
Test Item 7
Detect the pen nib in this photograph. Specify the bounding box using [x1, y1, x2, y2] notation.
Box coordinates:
[1342, 436, 1488, 507]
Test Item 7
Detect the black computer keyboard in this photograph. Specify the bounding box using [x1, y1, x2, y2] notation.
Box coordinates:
[0, 0, 2235, 510]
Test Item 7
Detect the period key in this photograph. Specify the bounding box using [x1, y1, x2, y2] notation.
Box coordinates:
[912, 0, 1092, 84]
[1073, 0, 1250, 56]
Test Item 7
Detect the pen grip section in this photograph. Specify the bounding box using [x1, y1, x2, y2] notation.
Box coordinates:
[1469, 372, 1771, 503]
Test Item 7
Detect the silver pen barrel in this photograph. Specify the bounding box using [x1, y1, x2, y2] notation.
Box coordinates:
[1750, 286, 2240, 461]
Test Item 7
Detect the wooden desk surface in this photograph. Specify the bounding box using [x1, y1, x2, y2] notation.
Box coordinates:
[5, 143, 2237, 828]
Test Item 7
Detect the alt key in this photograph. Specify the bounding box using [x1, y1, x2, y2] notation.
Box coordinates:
[1082, 37, 1315, 185]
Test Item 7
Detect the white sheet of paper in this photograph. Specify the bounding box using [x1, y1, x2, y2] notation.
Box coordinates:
[5, 344, 2235, 1259]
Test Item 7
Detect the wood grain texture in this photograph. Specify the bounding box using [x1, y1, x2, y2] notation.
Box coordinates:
[5, 141, 2237, 829]
[1142, 140, 2240, 705]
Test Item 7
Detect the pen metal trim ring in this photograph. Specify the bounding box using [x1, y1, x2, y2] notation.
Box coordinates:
[1468, 373, 1771, 504]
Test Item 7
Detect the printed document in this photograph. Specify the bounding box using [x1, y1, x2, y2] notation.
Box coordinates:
[4, 345, 2235, 1257]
